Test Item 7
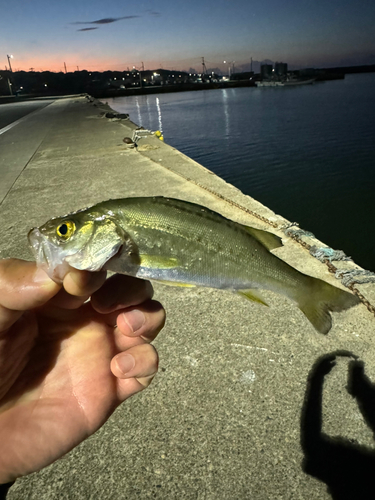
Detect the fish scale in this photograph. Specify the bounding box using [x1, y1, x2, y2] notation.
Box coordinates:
[115, 198, 272, 287]
[28, 196, 360, 334]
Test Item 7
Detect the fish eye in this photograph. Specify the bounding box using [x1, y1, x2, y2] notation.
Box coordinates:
[56, 220, 75, 239]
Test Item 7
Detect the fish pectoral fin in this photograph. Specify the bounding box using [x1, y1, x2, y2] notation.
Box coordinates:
[237, 289, 269, 306]
[241, 225, 283, 250]
[153, 279, 196, 288]
[140, 254, 179, 269]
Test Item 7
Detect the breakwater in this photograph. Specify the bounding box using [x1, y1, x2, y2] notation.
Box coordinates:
[1, 96, 373, 500]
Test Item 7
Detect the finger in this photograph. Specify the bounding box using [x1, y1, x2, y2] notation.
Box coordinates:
[0, 305, 22, 333]
[48, 270, 107, 310]
[111, 344, 159, 401]
[112, 301, 166, 348]
[0, 259, 60, 332]
[63, 269, 107, 299]
[91, 274, 154, 314]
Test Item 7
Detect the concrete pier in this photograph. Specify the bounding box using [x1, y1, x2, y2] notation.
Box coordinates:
[1, 96, 374, 500]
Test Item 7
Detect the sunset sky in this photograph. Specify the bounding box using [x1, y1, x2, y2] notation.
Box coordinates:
[1, 0, 374, 73]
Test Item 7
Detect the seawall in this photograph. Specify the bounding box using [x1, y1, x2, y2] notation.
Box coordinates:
[1, 96, 374, 500]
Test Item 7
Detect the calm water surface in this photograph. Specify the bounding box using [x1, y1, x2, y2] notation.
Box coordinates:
[107, 73, 375, 271]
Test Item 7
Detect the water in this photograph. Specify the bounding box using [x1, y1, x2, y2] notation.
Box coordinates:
[107, 73, 375, 271]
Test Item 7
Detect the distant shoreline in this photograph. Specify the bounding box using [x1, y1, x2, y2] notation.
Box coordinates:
[0, 64, 374, 104]
[93, 80, 255, 98]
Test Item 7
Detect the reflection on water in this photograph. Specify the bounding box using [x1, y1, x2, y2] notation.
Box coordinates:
[135, 98, 142, 128]
[107, 73, 375, 271]
[156, 97, 163, 134]
[222, 89, 230, 139]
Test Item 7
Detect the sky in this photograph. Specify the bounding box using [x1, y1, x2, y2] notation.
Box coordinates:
[1, 0, 374, 73]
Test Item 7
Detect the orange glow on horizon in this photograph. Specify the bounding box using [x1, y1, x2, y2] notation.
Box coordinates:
[7, 54, 161, 73]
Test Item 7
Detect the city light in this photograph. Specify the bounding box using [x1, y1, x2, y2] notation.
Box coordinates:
[223, 60, 234, 78]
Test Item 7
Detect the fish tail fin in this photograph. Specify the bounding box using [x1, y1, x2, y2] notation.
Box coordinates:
[297, 278, 360, 334]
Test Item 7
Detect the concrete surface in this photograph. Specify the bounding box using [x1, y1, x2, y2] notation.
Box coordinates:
[0, 97, 375, 500]
[0, 100, 53, 130]
[0, 99, 56, 203]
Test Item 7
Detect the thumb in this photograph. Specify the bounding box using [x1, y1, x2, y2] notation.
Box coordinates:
[0, 259, 61, 331]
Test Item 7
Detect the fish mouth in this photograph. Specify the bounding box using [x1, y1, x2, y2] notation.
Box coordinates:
[28, 228, 72, 283]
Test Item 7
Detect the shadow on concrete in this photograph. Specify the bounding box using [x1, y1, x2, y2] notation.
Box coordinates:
[301, 351, 375, 500]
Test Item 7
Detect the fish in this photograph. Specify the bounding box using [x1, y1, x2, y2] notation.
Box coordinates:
[28, 196, 360, 334]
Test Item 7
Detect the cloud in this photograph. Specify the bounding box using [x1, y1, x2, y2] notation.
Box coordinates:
[72, 16, 139, 25]
[77, 27, 99, 32]
[146, 10, 161, 17]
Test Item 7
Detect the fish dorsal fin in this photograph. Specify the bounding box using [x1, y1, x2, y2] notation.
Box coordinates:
[237, 289, 269, 306]
[140, 254, 179, 269]
[241, 225, 283, 250]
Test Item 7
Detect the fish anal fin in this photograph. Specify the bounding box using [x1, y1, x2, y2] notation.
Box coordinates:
[237, 289, 269, 306]
[140, 254, 179, 269]
[241, 225, 283, 250]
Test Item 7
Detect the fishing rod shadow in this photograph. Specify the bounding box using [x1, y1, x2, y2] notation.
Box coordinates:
[300, 350, 375, 500]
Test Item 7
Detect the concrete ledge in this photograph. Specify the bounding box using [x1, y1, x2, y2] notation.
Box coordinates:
[1, 96, 375, 500]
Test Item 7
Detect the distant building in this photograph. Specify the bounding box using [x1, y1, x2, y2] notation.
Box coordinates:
[260, 64, 273, 80]
[275, 62, 288, 77]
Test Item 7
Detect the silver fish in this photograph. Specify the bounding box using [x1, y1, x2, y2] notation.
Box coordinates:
[28, 197, 360, 333]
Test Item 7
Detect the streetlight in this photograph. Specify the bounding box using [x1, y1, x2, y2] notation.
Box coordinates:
[223, 60, 235, 79]
[223, 60, 231, 78]
[7, 54, 13, 72]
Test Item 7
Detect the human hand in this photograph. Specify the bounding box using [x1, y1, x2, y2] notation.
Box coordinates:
[0, 259, 165, 483]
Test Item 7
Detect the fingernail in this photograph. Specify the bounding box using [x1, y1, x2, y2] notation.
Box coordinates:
[122, 309, 145, 333]
[116, 354, 135, 375]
